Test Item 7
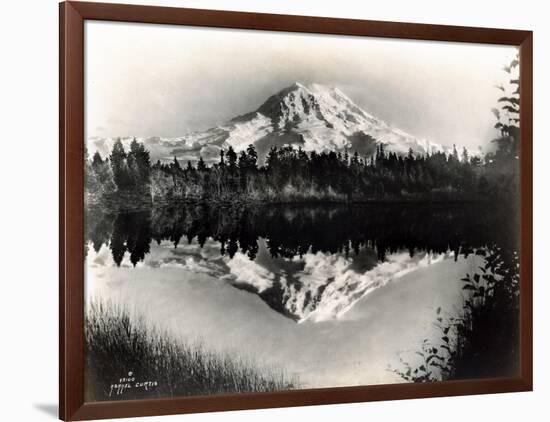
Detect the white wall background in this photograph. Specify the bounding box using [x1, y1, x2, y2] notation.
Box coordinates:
[0, 0, 547, 421]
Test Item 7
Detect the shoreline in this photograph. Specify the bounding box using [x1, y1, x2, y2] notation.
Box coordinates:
[86, 196, 505, 213]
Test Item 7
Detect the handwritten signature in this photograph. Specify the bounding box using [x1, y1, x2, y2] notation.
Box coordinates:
[109, 371, 159, 397]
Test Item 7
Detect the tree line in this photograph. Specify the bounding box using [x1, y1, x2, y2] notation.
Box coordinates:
[86, 137, 517, 205]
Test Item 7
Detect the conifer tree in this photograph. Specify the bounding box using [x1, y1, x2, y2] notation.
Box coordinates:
[197, 156, 207, 172]
[92, 151, 103, 169]
[110, 138, 131, 190]
[171, 156, 181, 172]
[226, 146, 237, 172]
[246, 144, 258, 170]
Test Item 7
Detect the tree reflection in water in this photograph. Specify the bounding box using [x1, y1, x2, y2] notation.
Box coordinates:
[86, 202, 518, 268]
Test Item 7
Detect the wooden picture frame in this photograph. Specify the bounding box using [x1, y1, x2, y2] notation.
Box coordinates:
[60, 1, 533, 420]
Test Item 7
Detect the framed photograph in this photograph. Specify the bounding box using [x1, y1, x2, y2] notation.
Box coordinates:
[59, 1, 533, 420]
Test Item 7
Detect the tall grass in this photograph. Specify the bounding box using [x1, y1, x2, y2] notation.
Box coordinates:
[85, 300, 297, 401]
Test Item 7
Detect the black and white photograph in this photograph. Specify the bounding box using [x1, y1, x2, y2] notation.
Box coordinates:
[83, 20, 521, 402]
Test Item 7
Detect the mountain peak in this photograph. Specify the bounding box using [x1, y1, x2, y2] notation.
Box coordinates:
[256, 82, 319, 127]
[290, 81, 307, 90]
[278, 82, 336, 97]
[255, 82, 378, 136]
[87, 83, 454, 165]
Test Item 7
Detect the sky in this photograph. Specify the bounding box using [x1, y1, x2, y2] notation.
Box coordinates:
[85, 20, 518, 150]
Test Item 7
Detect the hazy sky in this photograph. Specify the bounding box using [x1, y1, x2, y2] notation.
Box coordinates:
[85, 21, 517, 150]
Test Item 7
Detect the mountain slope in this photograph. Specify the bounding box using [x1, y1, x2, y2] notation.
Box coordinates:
[87, 82, 454, 164]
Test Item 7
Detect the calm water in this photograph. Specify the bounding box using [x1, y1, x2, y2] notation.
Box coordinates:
[85, 203, 517, 387]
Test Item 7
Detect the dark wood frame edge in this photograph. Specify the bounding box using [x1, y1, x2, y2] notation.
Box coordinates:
[59, 2, 533, 420]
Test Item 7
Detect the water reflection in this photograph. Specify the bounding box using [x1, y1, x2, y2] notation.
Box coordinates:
[87, 203, 517, 265]
[86, 203, 517, 321]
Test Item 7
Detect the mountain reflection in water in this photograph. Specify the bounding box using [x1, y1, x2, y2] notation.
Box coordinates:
[85, 203, 517, 321]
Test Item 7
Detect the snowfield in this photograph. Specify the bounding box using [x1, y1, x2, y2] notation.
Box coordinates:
[87, 82, 472, 164]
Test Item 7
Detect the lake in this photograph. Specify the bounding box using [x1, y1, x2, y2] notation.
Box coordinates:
[84, 202, 517, 389]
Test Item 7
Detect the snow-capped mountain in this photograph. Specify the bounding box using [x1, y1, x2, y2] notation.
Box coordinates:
[87, 82, 454, 164]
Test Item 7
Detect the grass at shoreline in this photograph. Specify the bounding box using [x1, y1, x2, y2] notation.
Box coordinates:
[85, 300, 297, 401]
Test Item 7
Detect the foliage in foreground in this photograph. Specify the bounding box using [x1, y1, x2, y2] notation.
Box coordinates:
[391, 247, 520, 382]
[390, 55, 520, 383]
[85, 300, 297, 401]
